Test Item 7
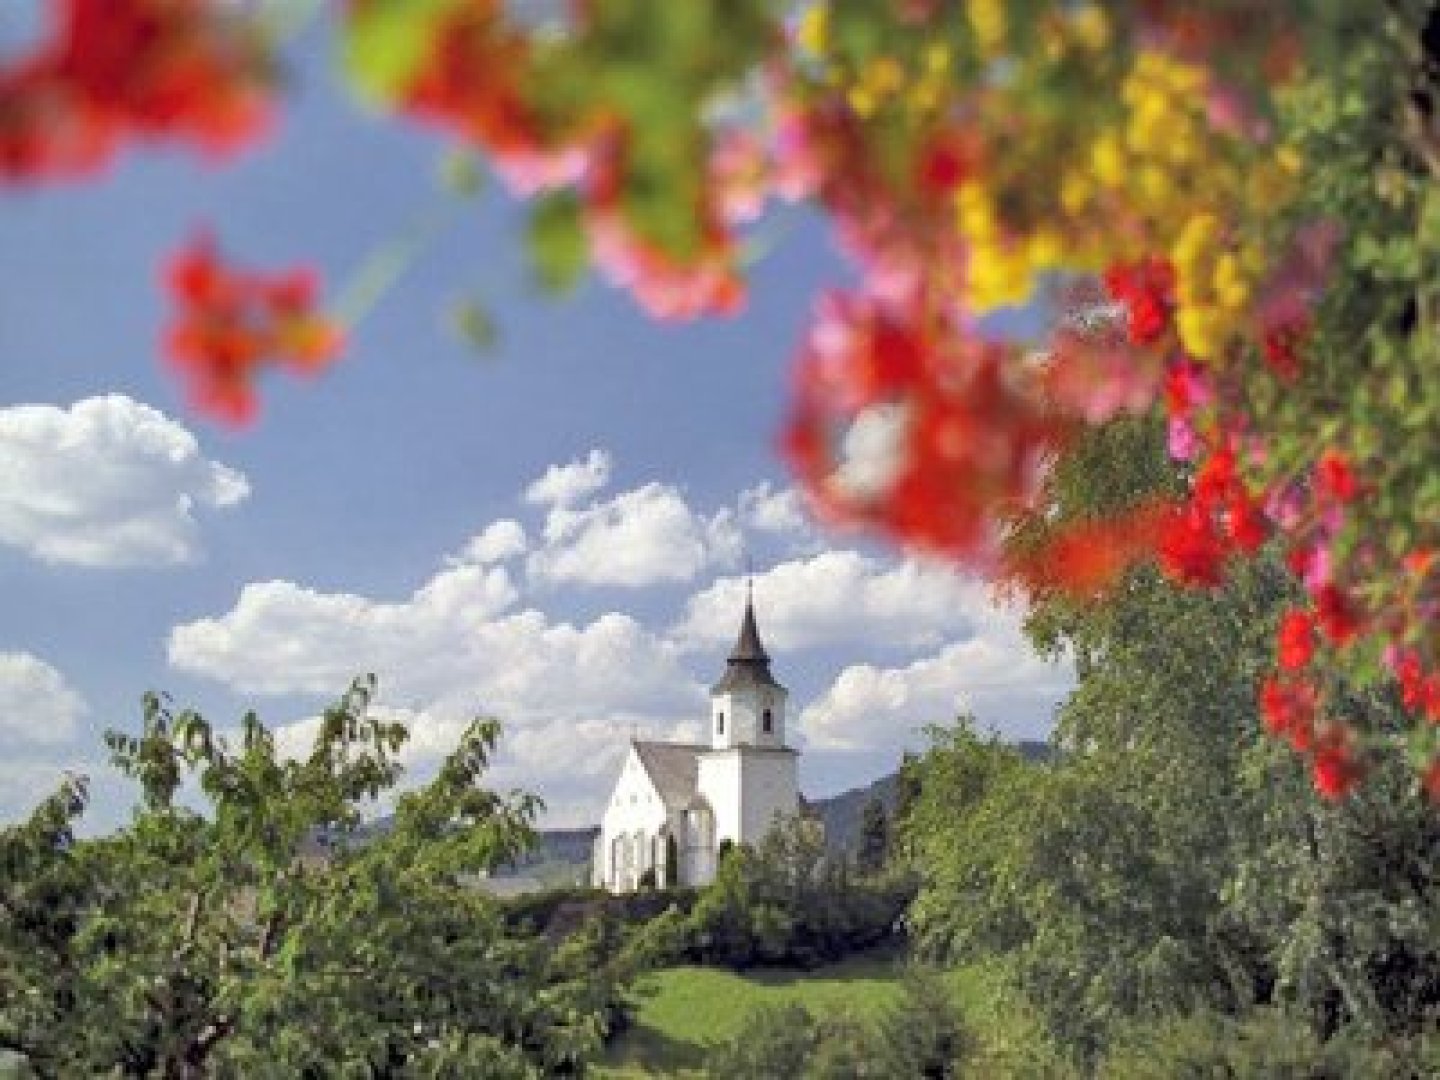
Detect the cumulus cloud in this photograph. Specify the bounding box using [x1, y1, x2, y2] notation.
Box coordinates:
[0, 652, 87, 745]
[528, 482, 740, 588]
[523, 448, 612, 507]
[0, 394, 249, 568]
[737, 481, 817, 545]
[674, 550, 993, 653]
[799, 619, 1070, 752]
[168, 551, 708, 795]
[169, 563, 523, 697]
[448, 519, 527, 566]
[260, 707, 701, 828]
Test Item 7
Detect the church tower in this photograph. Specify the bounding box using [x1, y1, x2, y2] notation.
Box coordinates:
[709, 584, 788, 750]
[696, 586, 799, 854]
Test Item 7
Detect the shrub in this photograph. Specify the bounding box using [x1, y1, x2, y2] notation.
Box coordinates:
[1098, 1008, 1440, 1079]
[701, 970, 978, 1079]
[871, 967, 976, 1078]
[703, 1003, 819, 1079]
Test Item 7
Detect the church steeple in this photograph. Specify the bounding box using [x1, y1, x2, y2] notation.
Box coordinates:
[709, 584, 788, 749]
[713, 585, 783, 694]
[730, 580, 768, 661]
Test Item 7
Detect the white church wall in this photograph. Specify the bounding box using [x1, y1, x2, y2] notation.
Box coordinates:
[736, 749, 799, 842]
[597, 747, 670, 891]
[696, 747, 799, 849]
[696, 750, 743, 845]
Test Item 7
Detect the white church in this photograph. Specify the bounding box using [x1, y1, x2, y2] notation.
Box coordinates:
[592, 591, 799, 891]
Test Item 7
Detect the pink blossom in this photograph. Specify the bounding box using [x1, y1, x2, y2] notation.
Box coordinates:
[1168, 415, 1200, 461]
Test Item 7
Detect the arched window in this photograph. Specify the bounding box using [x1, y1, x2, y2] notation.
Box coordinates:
[762, 708, 773, 734]
[684, 800, 717, 886]
[610, 835, 625, 890]
[716, 711, 725, 735]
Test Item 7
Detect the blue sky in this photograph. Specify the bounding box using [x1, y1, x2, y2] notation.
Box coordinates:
[0, 14, 1069, 830]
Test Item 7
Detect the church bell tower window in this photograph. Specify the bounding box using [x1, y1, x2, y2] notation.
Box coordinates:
[717, 712, 724, 736]
[762, 708, 773, 734]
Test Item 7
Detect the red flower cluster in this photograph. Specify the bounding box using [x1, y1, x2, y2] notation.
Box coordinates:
[1157, 443, 1268, 586]
[1259, 676, 1317, 750]
[1104, 257, 1176, 346]
[584, 131, 745, 320]
[1277, 609, 1315, 670]
[377, 0, 746, 321]
[393, 0, 552, 174]
[1312, 733, 1363, 800]
[1260, 318, 1305, 381]
[1260, 676, 1364, 798]
[1314, 583, 1363, 645]
[163, 234, 343, 425]
[1010, 501, 1173, 598]
[1316, 449, 1359, 504]
[1393, 648, 1440, 722]
[1, 0, 272, 182]
[783, 291, 1067, 564]
[914, 128, 972, 201]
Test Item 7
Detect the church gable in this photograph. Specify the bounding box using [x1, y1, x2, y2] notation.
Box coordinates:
[632, 741, 705, 809]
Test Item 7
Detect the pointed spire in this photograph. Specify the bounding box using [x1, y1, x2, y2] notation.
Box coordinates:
[713, 579, 783, 694]
[729, 589, 770, 663]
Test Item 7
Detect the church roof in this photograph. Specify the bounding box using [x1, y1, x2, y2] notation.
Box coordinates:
[730, 596, 769, 662]
[711, 592, 785, 695]
[632, 740, 706, 808]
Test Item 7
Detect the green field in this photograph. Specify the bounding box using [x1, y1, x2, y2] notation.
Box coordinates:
[597, 949, 1054, 1078]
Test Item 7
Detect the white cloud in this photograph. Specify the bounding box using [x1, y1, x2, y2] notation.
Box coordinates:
[738, 481, 815, 541]
[0, 394, 248, 568]
[523, 448, 612, 507]
[169, 563, 523, 697]
[262, 708, 701, 829]
[528, 481, 740, 588]
[833, 402, 907, 499]
[448, 519, 527, 565]
[168, 552, 707, 792]
[0, 652, 87, 745]
[800, 622, 1070, 752]
[674, 550, 993, 653]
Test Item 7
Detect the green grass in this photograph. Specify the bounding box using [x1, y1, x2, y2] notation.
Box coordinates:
[596, 948, 1054, 1079]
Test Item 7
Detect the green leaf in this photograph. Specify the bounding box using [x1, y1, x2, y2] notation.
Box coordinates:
[451, 298, 498, 352]
[438, 150, 485, 199]
[341, 0, 456, 106]
[526, 192, 590, 293]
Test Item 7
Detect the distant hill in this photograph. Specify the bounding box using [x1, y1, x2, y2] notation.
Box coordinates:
[496, 827, 598, 886]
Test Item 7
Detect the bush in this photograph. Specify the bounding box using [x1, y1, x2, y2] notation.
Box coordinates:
[684, 817, 915, 969]
[500, 884, 699, 940]
[1098, 1008, 1440, 1079]
[703, 1003, 820, 1079]
[871, 967, 976, 1078]
[702, 969, 976, 1079]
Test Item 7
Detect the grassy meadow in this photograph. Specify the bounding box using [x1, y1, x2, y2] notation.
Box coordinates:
[596, 948, 1055, 1078]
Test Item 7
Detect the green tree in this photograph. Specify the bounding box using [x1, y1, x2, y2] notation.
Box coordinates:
[702, 1003, 821, 1080]
[686, 815, 912, 969]
[908, 418, 1440, 1061]
[870, 967, 976, 1079]
[856, 794, 891, 874]
[0, 677, 626, 1078]
[703, 968, 975, 1078]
